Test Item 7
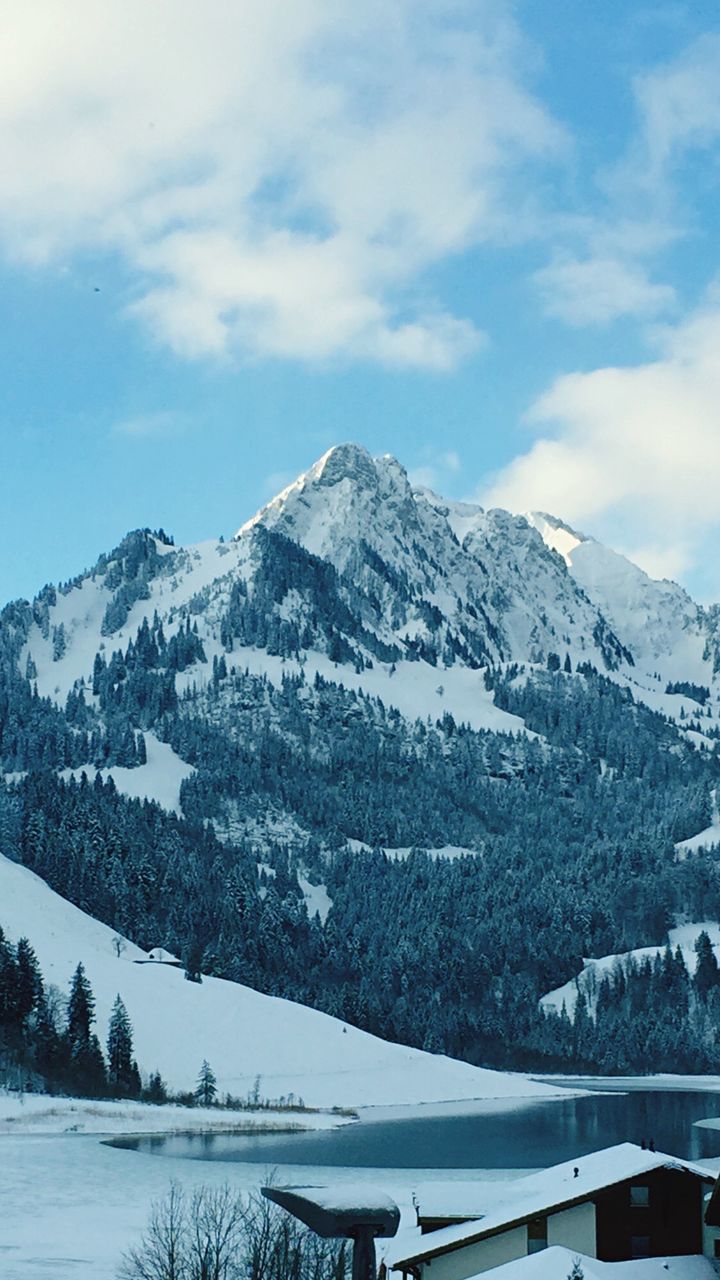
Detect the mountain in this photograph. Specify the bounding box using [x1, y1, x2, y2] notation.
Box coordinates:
[526, 512, 711, 686]
[1, 442, 719, 1080]
[241, 443, 633, 673]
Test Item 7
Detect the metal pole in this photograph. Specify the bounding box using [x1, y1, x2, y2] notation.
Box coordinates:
[352, 1227, 377, 1280]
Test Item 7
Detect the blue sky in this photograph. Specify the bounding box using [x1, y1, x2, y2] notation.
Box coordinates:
[2, 1, 720, 603]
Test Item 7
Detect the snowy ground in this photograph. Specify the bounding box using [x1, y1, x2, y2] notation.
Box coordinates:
[676, 792, 720, 856]
[0, 1114, 527, 1280]
[0, 1093, 351, 1137]
[535, 1074, 720, 1095]
[60, 732, 195, 814]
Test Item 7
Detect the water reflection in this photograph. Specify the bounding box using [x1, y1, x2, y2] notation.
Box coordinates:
[108, 1090, 720, 1169]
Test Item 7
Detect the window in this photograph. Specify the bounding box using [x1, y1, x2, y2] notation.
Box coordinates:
[630, 1236, 651, 1258]
[630, 1185, 649, 1207]
[527, 1218, 547, 1255]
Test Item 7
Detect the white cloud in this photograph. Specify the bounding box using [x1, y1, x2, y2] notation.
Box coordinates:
[532, 35, 720, 332]
[0, 0, 562, 369]
[409, 448, 462, 490]
[112, 411, 185, 439]
[533, 255, 675, 326]
[634, 34, 720, 180]
[481, 298, 720, 585]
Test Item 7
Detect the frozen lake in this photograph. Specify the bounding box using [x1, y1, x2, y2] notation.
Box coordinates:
[109, 1087, 720, 1168]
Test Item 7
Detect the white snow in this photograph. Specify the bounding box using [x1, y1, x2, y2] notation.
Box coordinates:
[0, 1093, 344, 1136]
[541, 923, 720, 1018]
[346, 839, 478, 861]
[477, 1246, 715, 1280]
[61, 732, 194, 814]
[677, 793, 720, 855]
[526, 510, 719, 729]
[0, 852, 571, 1107]
[297, 875, 333, 923]
[225, 645, 528, 737]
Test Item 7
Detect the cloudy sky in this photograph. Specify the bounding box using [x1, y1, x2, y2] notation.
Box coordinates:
[2, 0, 720, 602]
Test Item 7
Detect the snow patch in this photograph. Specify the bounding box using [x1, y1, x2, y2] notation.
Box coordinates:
[61, 732, 194, 814]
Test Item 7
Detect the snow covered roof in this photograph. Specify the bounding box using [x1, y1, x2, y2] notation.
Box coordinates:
[262, 1184, 400, 1238]
[391, 1145, 714, 1269]
[468, 1245, 715, 1280]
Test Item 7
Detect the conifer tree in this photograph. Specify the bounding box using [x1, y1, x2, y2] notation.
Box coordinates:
[66, 962, 95, 1047]
[107, 995, 140, 1096]
[15, 937, 42, 1030]
[694, 931, 719, 1000]
[195, 1059, 217, 1106]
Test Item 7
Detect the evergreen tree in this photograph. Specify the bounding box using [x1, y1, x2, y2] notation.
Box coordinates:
[144, 1070, 168, 1104]
[0, 926, 19, 1031]
[195, 1059, 217, 1106]
[694, 931, 719, 1000]
[15, 937, 42, 1030]
[107, 995, 140, 1096]
[66, 962, 95, 1047]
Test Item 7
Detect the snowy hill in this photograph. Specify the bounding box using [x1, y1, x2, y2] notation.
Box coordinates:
[0, 851, 566, 1107]
[3, 442, 720, 1079]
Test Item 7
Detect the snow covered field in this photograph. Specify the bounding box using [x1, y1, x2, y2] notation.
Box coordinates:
[0, 1121, 524, 1280]
[0, 1093, 350, 1137]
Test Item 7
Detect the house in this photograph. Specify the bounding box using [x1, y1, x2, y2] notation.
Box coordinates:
[389, 1144, 719, 1280]
[132, 947, 182, 966]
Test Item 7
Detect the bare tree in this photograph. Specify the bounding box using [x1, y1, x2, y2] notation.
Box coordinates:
[187, 1185, 246, 1280]
[119, 1181, 188, 1280]
[119, 1184, 349, 1280]
[112, 936, 127, 960]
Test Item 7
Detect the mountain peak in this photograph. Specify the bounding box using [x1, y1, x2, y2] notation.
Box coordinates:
[236, 444, 416, 559]
[312, 443, 378, 489]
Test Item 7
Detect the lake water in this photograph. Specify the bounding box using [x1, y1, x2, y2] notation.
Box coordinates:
[109, 1088, 720, 1168]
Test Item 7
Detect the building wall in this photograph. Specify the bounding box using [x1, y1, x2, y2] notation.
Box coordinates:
[595, 1170, 703, 1261]
[419, 1227, 528, 1280]
[547, 1202, 597, 1255]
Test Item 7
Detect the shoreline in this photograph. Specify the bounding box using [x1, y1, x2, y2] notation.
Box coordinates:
[532, 1074, 720, 1093]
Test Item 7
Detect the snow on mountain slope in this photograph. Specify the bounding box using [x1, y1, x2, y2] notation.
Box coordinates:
[540, 922, 720, 1019]
[10, 443, 720, 831]
[25, 537, 250, 708]
[241, 444, 631, 671]
[0, 853, 567, 1107]
[676, 791, 720, 856]
[60, 732, 194, 814]
[527, 512, 708, 683]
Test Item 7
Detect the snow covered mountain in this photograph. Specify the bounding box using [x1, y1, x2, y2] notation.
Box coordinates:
[10, 442, 720, 760]
[2, 442, 720, 1080]
[240, 443, 632, 674]
[526, 512, 710, 687]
